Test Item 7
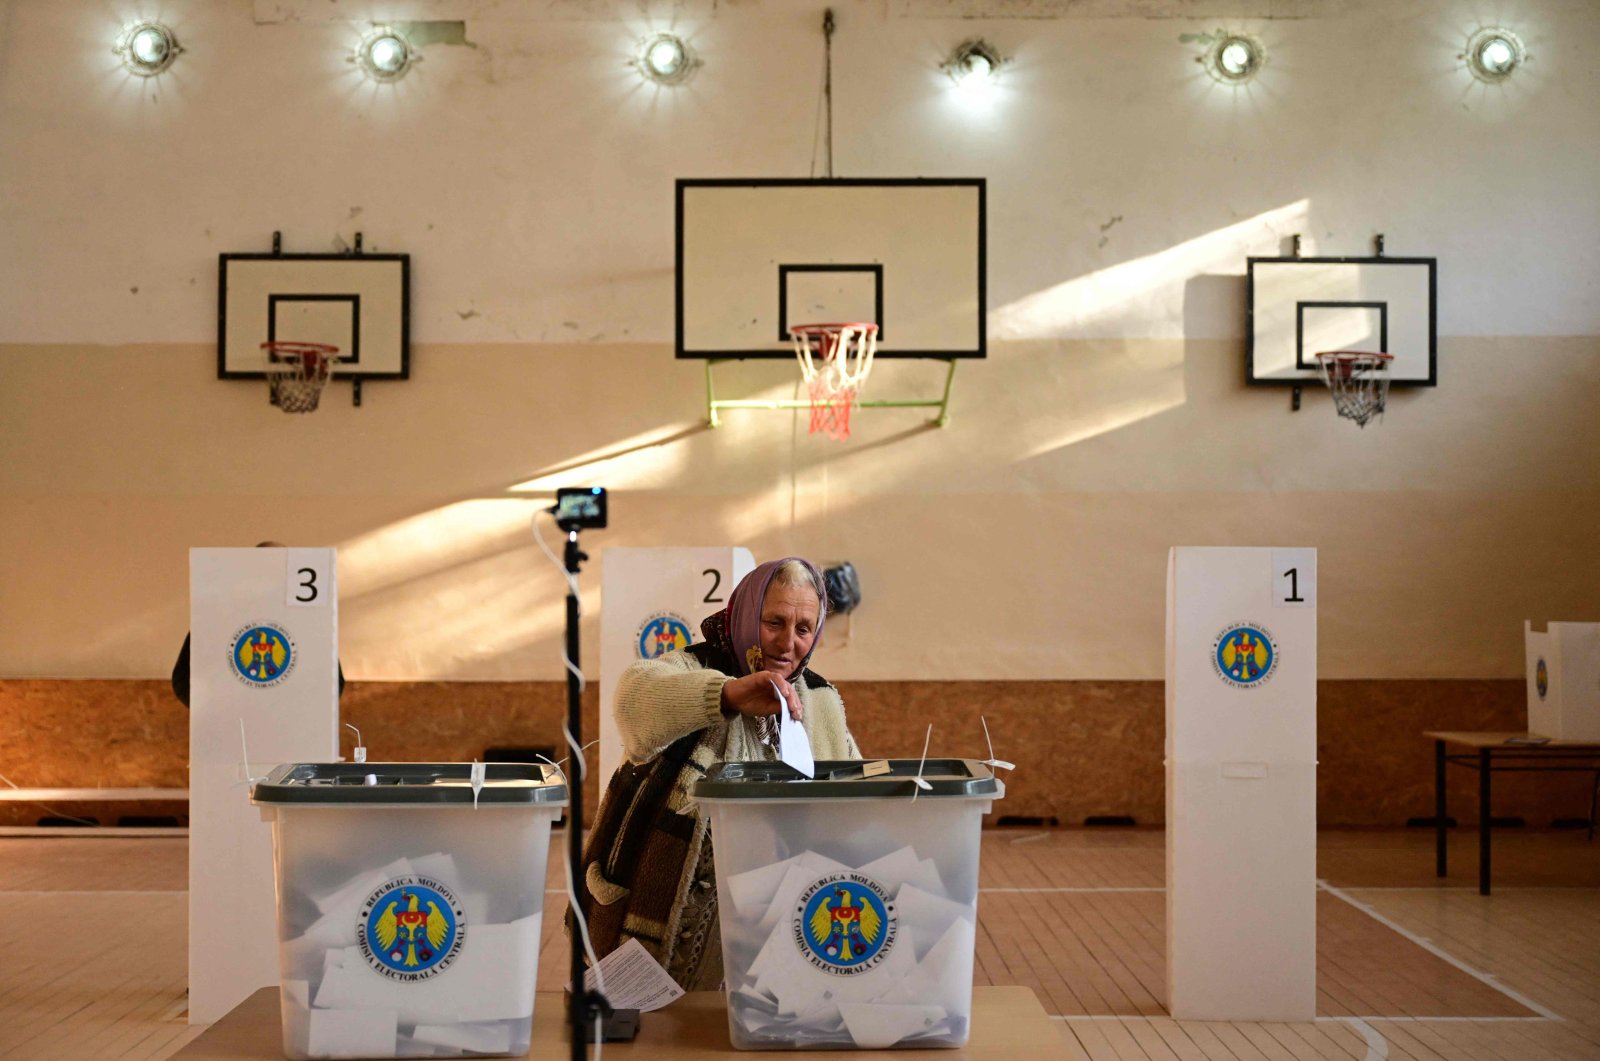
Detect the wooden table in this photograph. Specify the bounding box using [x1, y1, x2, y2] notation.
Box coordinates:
[1428, 731, 1600, 895]
[172, 986, 1061, 1059]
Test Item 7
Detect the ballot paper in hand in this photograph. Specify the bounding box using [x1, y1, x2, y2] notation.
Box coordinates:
[770, 679, 815, 778]
[581, 938, 685, 1013]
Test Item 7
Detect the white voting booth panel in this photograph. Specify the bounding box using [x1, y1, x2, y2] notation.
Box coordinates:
[189, 548, 340, 1024]
[599, 548, 755, 793]
[1526, 621, 1600, 741]
[1166, 547, 1317, 1021]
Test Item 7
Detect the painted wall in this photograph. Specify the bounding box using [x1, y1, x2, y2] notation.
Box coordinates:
[3, 0, 1598, 682]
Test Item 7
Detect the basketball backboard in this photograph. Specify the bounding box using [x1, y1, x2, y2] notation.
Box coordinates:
[1247, 256, 1436, 386]
[218, 253, 409, 380]
[676, 178, 986, 360]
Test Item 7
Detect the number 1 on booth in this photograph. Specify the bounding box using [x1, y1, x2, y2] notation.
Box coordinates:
[1272, 549, 1316, 609]
[286, 549, 331, 607]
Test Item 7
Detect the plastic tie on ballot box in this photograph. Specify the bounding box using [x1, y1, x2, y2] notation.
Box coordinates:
[979, 717, 1015, 772]
[238, 720, 272, 792]
[911, 725, 933, 800]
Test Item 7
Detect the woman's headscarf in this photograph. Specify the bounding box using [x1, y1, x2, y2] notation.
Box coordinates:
[699, 557, 828, 680]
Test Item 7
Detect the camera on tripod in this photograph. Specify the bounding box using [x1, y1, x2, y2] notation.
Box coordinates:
[552, 487, 607, 531]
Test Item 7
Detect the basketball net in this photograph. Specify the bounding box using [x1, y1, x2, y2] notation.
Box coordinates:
[790, 323, 878, 442]
[262, 342, 341, 414]
[1314, 350, 1392, 428]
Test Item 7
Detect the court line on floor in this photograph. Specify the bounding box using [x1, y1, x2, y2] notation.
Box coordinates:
[1332, 1017, 1389, 1061]
[1317, 878, 1562, 1022]
[1050, 1015, 1553, 1023]
[981, 886, 1166, 893]
[4, 889, 186, 895]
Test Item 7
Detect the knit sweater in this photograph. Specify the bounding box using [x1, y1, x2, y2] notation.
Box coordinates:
[614, 649, 863, 766]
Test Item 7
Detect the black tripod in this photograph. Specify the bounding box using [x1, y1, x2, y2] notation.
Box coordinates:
[562, 527, 636, 1057]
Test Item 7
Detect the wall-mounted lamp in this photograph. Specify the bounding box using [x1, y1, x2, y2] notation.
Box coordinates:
[116, 21, 182, 77]
[356, 27, 416, 82]
[1202, 33, 1264, 85]
[943, 39, 1003, 92]
[634, 33, 700, 86]
[1463, 27, 1525, 83]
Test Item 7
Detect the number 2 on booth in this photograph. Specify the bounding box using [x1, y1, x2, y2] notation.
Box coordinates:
[286, 549, 331, 608]
[1272, 548, 1316, 609]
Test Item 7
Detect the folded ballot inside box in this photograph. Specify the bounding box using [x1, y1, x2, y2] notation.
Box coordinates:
[253, 763, 567, 1060]
[695, 758, 1003, 1050]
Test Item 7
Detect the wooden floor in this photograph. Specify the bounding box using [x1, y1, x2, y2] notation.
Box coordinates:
[2, 829, 1598, 1059]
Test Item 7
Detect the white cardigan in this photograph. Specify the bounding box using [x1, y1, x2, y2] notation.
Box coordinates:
[614, 649, 862, 765]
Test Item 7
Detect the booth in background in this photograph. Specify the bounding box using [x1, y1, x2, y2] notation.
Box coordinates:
[1165, 546, 1317, 1021]
[189, 548, 341, 1022]
[599, 547, 754, 791]
[1526, 620, 1600, 741]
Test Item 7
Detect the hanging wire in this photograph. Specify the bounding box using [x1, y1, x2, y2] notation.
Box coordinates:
[810, 9, 835, 178]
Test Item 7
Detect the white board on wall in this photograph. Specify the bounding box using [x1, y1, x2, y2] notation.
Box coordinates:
[188, 548, 340, 1023]
[598, 548, 754, 793]
[1248, 257, 1437, 385]
[676, 179, 986, 360]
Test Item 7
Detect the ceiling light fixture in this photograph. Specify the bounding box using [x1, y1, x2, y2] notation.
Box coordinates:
[1203, 33, 1263, 85]
[117, 21, 182, 77]
[356, 28, 416, 82]
[943, 39, 1003, 91]
[1463, 27, 1525, 83]
[635, 33, 700, 86]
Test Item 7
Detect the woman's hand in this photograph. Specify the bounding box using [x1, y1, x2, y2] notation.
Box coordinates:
[720, 671, 803, 723]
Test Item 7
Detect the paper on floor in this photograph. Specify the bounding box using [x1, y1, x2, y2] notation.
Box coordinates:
[581, 937, 685, 1013]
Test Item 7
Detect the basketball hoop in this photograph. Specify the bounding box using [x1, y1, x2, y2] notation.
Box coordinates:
[261, 342, 341, 414]
[1314, 350, 1393, 428]
[790, 323, 878, 441]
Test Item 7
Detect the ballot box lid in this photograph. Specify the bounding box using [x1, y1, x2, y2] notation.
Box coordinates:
[251, 762, 569, 806]
[693, 758, 1001, 800]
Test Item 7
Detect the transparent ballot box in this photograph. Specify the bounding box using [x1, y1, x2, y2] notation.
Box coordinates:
[693, 759, 1003, 1050]
[251, 763, 568, 1059]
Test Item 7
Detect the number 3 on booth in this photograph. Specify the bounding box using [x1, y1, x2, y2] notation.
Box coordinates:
[1272, 548, 1316, 609]
[286, 548, 332, 608]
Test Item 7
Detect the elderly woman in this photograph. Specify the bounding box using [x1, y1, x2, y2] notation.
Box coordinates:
[574, 557, 861, 990]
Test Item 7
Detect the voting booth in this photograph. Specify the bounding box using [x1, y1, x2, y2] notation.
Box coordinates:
[1165, 547, 1317, 1021]
[1526, 621, 1600, 741]
[599, 547, 755, 789]
[694, 759, 1003, 1050]
[252, 762, 568, 1059]
[190, 548, 341, 1023]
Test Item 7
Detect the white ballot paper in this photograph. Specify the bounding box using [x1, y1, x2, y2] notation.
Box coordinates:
[770, 679, 815, 778]
[582, 938, 685, 1012]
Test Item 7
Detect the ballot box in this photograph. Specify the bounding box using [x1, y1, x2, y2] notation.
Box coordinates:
[693, 760, 1003, 1050]
[251, 763, 568, 1060]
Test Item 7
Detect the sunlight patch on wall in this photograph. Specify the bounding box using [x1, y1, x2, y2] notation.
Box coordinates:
[336, 497, 598, 677]
[992, 199, 1309, 340]
[508, 420, 705, 493]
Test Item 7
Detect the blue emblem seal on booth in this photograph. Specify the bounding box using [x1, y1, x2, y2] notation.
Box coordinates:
[358, 876, 466, 981]
[229, 623, 296, 687]
[1212, 623, 1277, 689]
[795, 874, 897, 975]
[1536, 658, 1548, 700]
[637, 613, 693, 659]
